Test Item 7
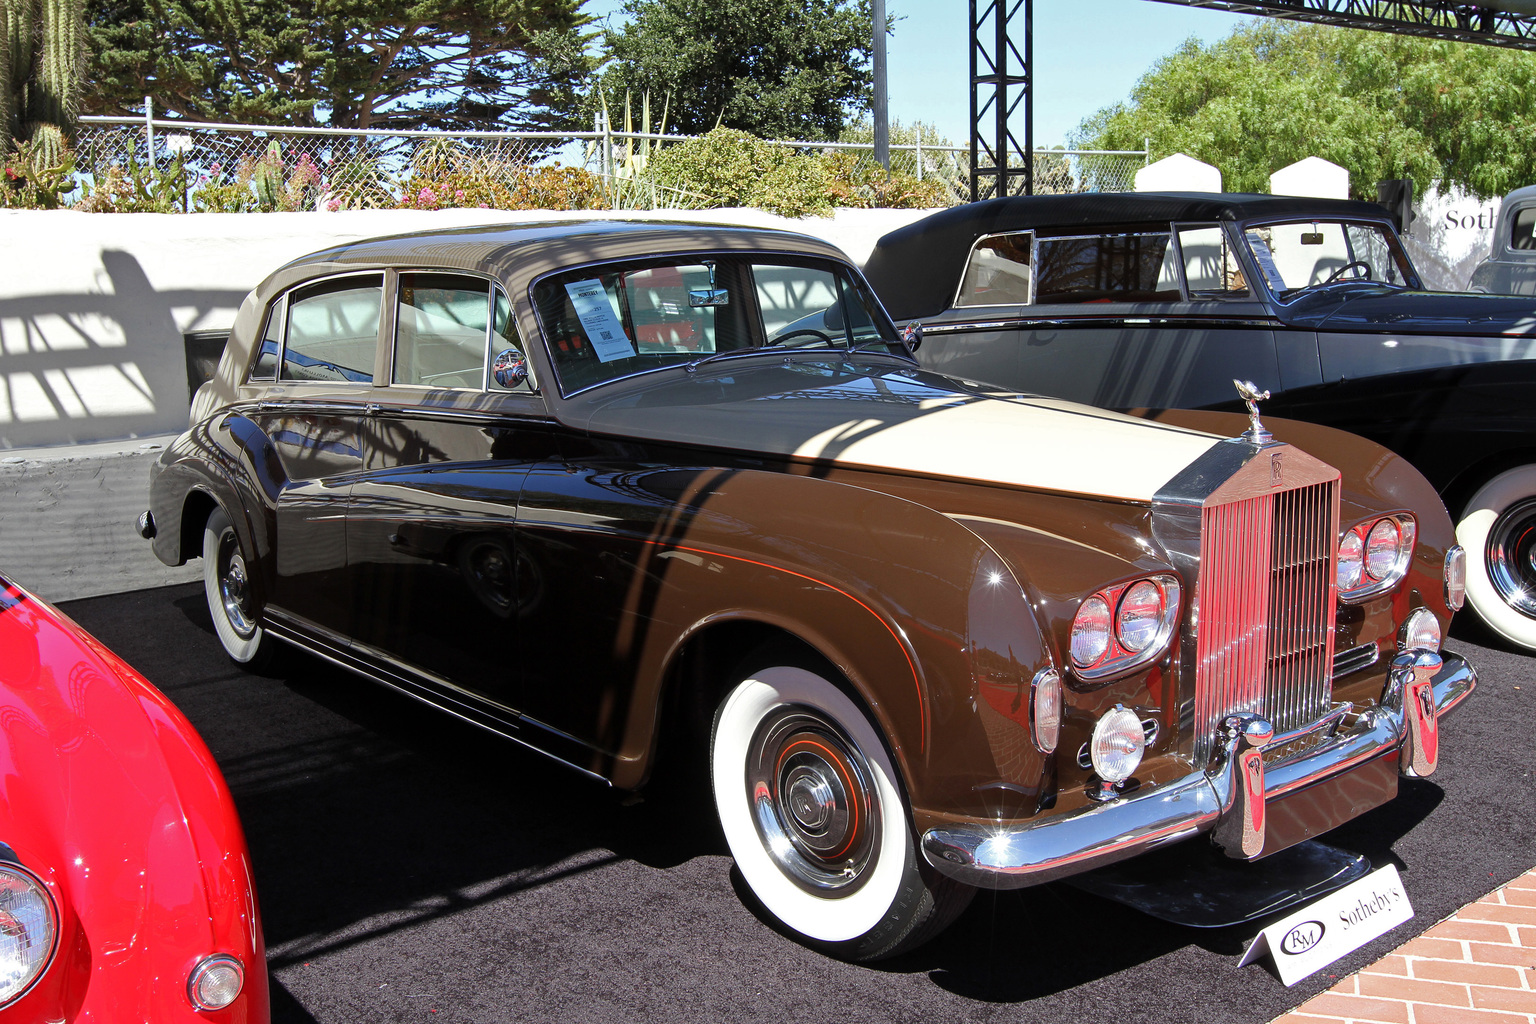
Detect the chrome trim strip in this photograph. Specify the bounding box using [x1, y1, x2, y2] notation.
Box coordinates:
[919, 651, 1475, 889]
[918, 315, 1282, 335]
[261, 614, 612, 785]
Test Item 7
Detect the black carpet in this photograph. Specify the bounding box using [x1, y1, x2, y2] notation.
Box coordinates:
[61, 583, 1536, 1023]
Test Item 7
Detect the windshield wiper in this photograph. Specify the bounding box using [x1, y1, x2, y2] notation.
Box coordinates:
[683, 346, 781, 374]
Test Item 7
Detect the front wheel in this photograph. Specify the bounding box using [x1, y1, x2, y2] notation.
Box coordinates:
[1456, 464, 1536, 651]
[203, 506, 279, 668]
[710, 664, 971, 961]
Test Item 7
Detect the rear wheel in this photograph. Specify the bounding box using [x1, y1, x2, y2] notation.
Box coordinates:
[203, 506, 279, 669]
[710, 663, 971, 961]
[1457, 465, 1536, 651]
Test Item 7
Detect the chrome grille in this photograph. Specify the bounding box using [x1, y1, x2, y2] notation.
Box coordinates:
[1191, 476, 1339, 764]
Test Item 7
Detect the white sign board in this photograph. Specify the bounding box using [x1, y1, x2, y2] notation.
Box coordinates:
[564, 279, 635, 363]
[163, 134, 195, 154]
[1239, 864, 1414, 986]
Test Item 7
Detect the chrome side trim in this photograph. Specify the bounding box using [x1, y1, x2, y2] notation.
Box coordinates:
[261, 613, 612, 785]
[920, 651, 1475, 889]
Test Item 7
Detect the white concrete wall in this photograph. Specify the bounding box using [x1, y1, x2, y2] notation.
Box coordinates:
[0, 207, 935, 452]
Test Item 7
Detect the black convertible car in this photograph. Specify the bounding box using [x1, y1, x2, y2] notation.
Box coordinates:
[864, 192, 1536, 652]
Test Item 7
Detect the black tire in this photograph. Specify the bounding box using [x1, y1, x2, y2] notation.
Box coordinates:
[710, 661, 972, 961]
[202, 506, 280, 670]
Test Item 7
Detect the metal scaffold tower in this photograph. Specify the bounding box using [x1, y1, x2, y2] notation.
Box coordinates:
[969, 1, 1536, 202]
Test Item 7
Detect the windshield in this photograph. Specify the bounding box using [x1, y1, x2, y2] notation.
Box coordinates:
[1241, 220, 1414, 299]
[533, 255, 900, 395]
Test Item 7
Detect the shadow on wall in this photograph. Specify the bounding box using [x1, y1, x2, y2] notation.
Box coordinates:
[0, 249, 247, 449]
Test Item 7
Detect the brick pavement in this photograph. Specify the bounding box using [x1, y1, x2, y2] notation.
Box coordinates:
[1270, 868, 1536, 1024]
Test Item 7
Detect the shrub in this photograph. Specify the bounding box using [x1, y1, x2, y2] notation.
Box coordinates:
[75, 154, 188, 213]
[644, 128, 832, 217]
[1, 127, 79, 209]
[820, 152, 946, 209]
[391, 158, 604, 212]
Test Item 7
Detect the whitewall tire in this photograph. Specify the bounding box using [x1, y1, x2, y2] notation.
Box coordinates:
[203, 506, 277, 667]
[1456, 464, 1536, 651]
[711, 664, 970, 960]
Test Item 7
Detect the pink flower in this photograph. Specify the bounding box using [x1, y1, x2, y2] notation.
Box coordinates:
[454, 189, 465, 203]
[325, 197, 342, 212]
[210, 162, 222, 174]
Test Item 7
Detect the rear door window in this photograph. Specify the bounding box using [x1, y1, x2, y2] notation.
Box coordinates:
[281, 275, 383, 383]
[1034, 232, 1181, 304]
[1176, 224, 1250, 298]
[1512, 207, 1536, 251]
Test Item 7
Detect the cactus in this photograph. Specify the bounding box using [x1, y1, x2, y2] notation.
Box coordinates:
[34, 0, 83, 134]
[252, 140, 283, 210]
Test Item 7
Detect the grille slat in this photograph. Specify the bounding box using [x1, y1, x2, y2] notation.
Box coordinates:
[1192, 474, 1338, 765]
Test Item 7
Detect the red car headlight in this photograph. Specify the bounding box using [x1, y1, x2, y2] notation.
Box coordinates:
[0, 861, 59, 1008]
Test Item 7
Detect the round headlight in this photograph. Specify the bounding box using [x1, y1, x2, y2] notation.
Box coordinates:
[1089, 705, 1146, 783]
[188, 954, 245, 1011]
[1365, 518, 1401, 581]
[0, 863, 58, 1007]
[1031, 667, 1062, 753]
[1337, 530, 1364, 591]
[1402, 607, 1441, 653]
[1116, 580, 1165, 653]
[1071, 595, 1112, 668]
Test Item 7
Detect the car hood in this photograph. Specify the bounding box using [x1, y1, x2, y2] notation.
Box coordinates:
[1278, 286, 1536, 336]
[574, 358, 1226, 503]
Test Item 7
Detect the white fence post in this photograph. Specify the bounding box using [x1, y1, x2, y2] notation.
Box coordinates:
[144, 96, 155, 164]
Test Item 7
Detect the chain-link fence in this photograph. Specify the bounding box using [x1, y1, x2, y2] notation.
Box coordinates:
[74, 115, 1148, 211]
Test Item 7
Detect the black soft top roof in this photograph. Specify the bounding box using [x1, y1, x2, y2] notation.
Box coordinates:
[863, 191, 1393, 321]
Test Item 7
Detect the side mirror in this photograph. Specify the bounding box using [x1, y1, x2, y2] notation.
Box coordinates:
[900, 321, 923, 353]
[492, 348, 529, 389]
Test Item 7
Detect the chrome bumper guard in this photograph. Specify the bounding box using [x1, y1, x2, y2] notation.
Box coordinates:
[921, 650, 1476, 890]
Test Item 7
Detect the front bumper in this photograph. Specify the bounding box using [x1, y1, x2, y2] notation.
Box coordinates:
[921, 649, 1476, 890]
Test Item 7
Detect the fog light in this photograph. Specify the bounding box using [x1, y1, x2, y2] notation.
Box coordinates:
[1089, 704, 1145, 784]
[0, 863, 58, 1008]
[1030, 667, 1062, 753]
[188, 955, 244, 1011]
[1402, 608, 1441, 654]
[1444, 545, 1466, 611]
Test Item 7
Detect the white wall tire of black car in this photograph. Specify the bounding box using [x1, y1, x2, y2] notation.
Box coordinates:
[1456, 464, 1536, 651]
[203, 506, 278, 668]
[711, 663, 972, 961]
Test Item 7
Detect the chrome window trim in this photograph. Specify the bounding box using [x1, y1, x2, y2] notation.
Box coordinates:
[527, 248, 908, 400]
[275, 269, 389, 387]
[1170, 220, 1254, 302]
[951, 229, 1035, 309]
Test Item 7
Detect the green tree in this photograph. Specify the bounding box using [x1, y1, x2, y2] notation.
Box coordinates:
[1070, 21, 1536, 201]
[599, 0, 875, 141]
[84, 0, 597, 130]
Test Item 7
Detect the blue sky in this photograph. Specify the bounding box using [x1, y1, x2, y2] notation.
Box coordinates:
[582, 0, 1262, 146]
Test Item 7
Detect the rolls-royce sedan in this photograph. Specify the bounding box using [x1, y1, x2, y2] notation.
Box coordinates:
[864, 192, 1536, 654]
[140, 220, 1474, 960]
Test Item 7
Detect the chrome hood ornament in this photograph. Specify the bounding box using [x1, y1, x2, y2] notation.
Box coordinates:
[1233, 379, 1272, 444]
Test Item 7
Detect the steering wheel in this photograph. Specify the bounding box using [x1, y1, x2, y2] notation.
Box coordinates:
[765, 328, 835, 348]
[1322, 260, 1373, 285]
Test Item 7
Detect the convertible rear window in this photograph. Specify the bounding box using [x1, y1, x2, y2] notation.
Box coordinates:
[533, 256, 890, 394]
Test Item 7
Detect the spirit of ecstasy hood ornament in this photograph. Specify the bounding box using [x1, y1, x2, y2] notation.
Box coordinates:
[1233, 379, 1272, 444]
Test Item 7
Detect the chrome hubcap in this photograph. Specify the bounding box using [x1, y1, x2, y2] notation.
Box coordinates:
[746, 706, 879, 895]
[1486, 499, 1536, 619]
[218, 530, 258, 639]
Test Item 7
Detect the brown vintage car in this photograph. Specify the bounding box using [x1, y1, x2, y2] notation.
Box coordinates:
[139, 220, 1475, 960]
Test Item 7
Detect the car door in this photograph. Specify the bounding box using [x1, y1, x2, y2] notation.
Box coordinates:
[243, 272, 384, 638]
[346, 271, 556, 712]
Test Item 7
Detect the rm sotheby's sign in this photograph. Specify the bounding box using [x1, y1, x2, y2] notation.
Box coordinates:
[1239, 864, 1415, 986]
